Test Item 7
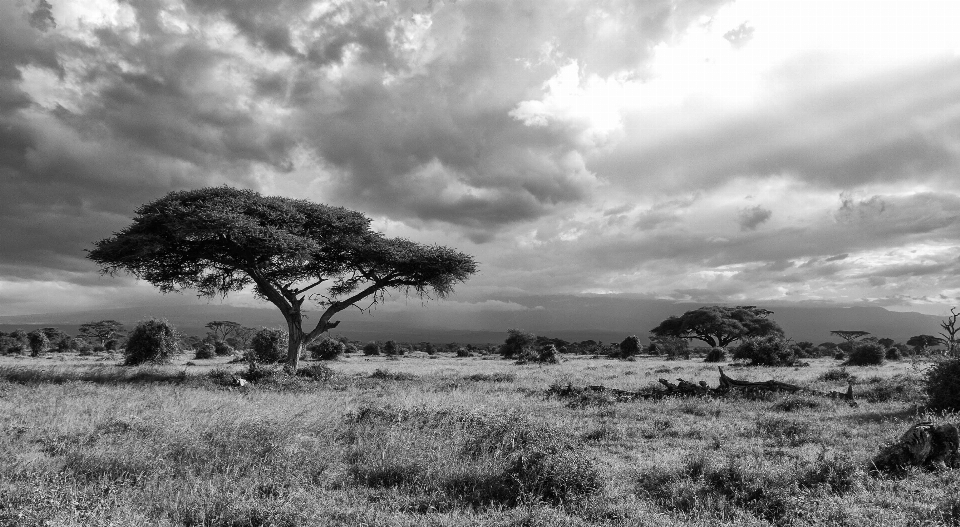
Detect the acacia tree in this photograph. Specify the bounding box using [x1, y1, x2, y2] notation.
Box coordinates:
[907, 334, 944, 354]
[205, 321, 241, 342]
[79, 320, 126, 346]
[829, 330, 871, 352]
[88, 187, 478, 370]
[650, 305, 784, 348]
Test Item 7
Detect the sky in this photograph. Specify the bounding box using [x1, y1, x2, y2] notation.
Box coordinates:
[2, 0, 960, 318]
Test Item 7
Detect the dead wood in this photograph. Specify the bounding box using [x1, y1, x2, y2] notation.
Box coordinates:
[872, 422, 960, 473]
[548, 367, 856, 405]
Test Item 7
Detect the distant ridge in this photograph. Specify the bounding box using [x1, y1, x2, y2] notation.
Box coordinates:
[0, 296, 950, 345]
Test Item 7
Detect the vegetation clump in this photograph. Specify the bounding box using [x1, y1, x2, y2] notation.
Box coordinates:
[926, 358, 960, 411]
[309, 337, 347, 361]
[213, 340, 234, 356]
[618, 335, 642, 359]
[362, 341, 381, 356]
[733, 335, 797, 366]
[124, 318, 180, 365]
[194, 342, 216, 360]
[499, 329, 536, 359]
[846, 342, 885, 366]
[250, 328, 287, 363]
[704, 347, 726, 363]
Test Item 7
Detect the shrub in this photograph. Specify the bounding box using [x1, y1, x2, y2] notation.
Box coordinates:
[383, 340, 399, 356]
[456, 347, 472, 358]
[618, 335, 642, 359]
[733, 335, 796, 366]
[926, 358, 960, 411]
[886, 347, 901, 360]
[26, 330, 48, 357]
[104, 338, 121, 351]
[296, 363, 336, 382]
[55, 338, 71, 353]
[704, 347, 726, 363]
[213, 340, 234, 356]
[194, 342, 216, 360]
[309, 337, 347, 361]
[124, 318, 181, 365]
[250, 328, 287, 363]
[362, 341, 381, 356]
[649, 336, 689, 359]
[516, 344, 560, 365]
[70, 338, 91, 353]
[847, 342, 885, 366]
[834, 351, 846, 360]
[500, 329, 536, 359]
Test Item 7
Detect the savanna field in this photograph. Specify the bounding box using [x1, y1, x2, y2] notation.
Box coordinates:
[1, 349, 959, 527]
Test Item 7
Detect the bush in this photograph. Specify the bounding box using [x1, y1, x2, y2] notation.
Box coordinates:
[250, 328, 287, 363]
[886, 347, 901, 360]
[649, 336, 689, 359]
[104, 339, 121, 351]
[194, 342, 216, 360]
[124, 318, 180, 365]
[847, 342, 885, 366]
[26, 330, 48, 356]
[926, 358, 960, 411]
[383, 340, 399, 356]
[70, 338, 91, 353]
[213, 340, 234, 356]
[834, 351, 846, 360]
[499, 329, 536, 359]
[618, 335, 642, 359]
[309, 337, 347, 361]
[704, 347, 726, 363]
[362, 341, 381, 356]
[55, 338, 71, 353]
[733, 335, 797, 366]
[456, 347, 472, 358]
[516, 344, 560, 365]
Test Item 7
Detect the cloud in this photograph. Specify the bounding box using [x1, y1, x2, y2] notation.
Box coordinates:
[593, 58, 960, 194]
[723, 22, 754, 48]
[738, 205, 772, 231]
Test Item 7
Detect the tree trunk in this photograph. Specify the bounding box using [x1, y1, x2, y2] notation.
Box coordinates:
[285, 316, 305, 371]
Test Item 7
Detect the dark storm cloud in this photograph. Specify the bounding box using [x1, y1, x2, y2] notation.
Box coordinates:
[595, 58, 960, 193]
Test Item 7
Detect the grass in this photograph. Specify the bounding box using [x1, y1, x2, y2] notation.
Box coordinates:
[0, 352, 957, 525]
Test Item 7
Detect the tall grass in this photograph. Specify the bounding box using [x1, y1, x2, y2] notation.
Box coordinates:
[0, 355, 956, 526]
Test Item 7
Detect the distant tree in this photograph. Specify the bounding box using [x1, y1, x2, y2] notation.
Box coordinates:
[499, 329, 536, 358]
[88, 187, 478, 370]
[383, 340, 399, 356]
[939, 307, 960, 357]
[877, 337, 895, 348]
[231, 326, 257, 351]
[79, 320, 126, 346]
[40, 327, 68, 344]
[908, 335, 944, 354]
[829, 330, 871, 347]
[205, 321, 241, 342]
[650, 306, 784, 348]
[26, 330, 48, 357]
[618, 335, 642, 359]
[362, 341, 381, 356]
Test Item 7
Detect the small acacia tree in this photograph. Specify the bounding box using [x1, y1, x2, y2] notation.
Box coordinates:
[650, 306, 784, 348]
[79, 320, 126, 346]
[88, 187, 478, 370]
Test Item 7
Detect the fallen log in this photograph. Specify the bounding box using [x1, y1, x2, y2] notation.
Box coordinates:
[549, 367, 856, 405]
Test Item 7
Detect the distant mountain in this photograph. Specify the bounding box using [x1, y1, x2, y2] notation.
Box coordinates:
[0, 296, 949, 345]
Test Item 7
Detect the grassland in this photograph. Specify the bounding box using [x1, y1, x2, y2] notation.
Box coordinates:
[0, 351, 957, 526]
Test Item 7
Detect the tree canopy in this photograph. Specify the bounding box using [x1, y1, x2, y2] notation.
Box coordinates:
[88, 187, 478, 369]
[78, 320, 126, 345]
[649, 305, 783, 348]
[829, 330, 871, 343]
